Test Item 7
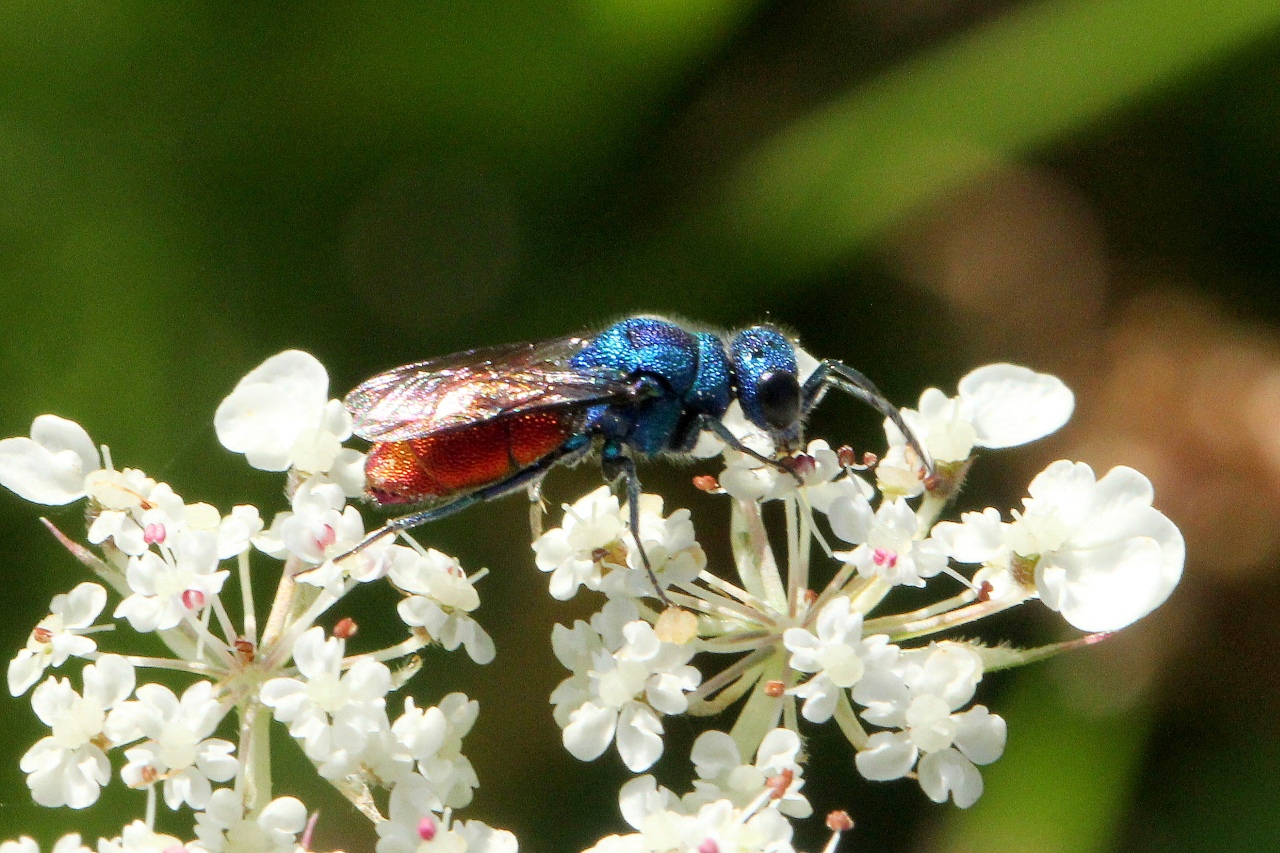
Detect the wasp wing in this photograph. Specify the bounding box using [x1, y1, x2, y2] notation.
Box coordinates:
[346, 334, 629, 442]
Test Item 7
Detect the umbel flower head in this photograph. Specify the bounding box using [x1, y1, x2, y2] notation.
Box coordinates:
[0, 351, 1182, 853]
[534, 359, 1180, 817]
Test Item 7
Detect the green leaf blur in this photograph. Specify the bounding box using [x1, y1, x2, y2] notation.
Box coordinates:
[1, 3, 1276, 852]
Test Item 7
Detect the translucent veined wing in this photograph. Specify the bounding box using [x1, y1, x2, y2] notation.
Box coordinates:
[345, 334, 630, 442]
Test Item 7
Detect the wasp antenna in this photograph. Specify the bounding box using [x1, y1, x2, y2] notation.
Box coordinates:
[806, 361, 935, 480]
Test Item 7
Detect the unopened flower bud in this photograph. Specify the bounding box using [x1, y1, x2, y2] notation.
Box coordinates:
[692, 474, 721, 493]
[655, 607, 697, 644]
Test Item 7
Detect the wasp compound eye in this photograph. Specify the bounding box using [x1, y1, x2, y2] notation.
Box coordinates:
[757, 370, 801, 432]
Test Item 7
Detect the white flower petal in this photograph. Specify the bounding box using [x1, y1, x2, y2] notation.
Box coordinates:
[61, 583, 107, 627]
[793, 674, 839, 723]
[84, 655, 136, 708]
[953, 705, 1006, 765]
[259, 794, 308, 834]
[690, 731, 741, 779]
[618, 775, 674, 830]
[855, 731, 917, 781]
[8, 651, 44, 697]
[563, 702, 617, 762]
[931, 508, 1007, 564]
[615, 704, 664, 772]
[959, 364, 1074, 448]
[782, 627, 823, 673]
[330, 447, 368, 498]
[0, 437, 90, 505]
[214, 351, 330, 471]
[29, 416, 99, 476]
[215, 386, 307, 471]
[827, 494, 874, 545]
[1037, 533, 1179, 631]
[755, 728, 802, 772]
[51, 835, 89, 853]
[918, 748, 984, 807]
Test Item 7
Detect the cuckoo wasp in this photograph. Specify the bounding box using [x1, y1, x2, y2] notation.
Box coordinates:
[338, 316, 931, 598]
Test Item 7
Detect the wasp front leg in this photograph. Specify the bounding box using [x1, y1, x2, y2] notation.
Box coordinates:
[601, 441, 673, 606]
[698, 415, 803, 483]
[802, 360, 935, 478]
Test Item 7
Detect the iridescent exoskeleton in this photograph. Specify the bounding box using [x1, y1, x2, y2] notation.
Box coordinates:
[342, 316, 931, 593]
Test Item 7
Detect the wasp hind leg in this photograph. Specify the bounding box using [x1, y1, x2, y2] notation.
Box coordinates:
[527, 477, 548, 541]
[331, 436, 592, 570]
[601, 442, 673, 607]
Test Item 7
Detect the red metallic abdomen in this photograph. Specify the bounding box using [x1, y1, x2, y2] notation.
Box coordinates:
[364, 410, 577, 505]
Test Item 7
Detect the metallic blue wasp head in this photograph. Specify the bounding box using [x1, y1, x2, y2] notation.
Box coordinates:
[730, 325, 803, 448]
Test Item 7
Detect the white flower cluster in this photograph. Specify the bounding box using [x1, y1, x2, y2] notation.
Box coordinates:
[551, 596, 701, 771]
[0, 353, 1184, 853]
[532, 362, 1184, 840]
[577, 730, 804, 853]
[0, 351, 511, 853]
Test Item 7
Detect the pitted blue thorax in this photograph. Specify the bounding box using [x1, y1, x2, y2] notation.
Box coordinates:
[567, 317, 811, 458]
[569, 317, 736, 456]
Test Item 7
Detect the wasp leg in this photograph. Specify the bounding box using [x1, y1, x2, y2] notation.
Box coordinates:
[601, 442, 673, 607]
[699, 415, 801, 482]
[331, 436, 592, 568]
[527, 477, 548, 541]
[802, 360, 935, 477]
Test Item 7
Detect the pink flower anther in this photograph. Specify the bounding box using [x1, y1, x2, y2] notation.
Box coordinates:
[872, 548, 898, 569]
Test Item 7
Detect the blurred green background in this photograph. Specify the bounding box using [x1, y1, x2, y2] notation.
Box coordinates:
[4, 1, 1280, 851]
